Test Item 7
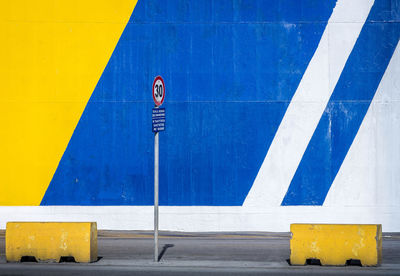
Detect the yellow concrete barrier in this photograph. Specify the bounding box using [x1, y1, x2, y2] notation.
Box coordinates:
[290, 224, 382, 266]
[6, 222, 97, 263]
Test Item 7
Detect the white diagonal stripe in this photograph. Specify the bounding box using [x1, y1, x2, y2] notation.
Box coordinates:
[243, 0, 374, 208]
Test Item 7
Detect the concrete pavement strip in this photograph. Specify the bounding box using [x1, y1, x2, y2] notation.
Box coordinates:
[0, 231, 399, 275]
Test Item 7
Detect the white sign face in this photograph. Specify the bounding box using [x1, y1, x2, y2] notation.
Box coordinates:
[152, 76, 165, 106]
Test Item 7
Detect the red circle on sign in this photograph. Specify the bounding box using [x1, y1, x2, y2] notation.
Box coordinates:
[152, 76, 165, 106]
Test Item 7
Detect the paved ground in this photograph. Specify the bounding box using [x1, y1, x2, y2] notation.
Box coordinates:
[0, 231, 399, 275]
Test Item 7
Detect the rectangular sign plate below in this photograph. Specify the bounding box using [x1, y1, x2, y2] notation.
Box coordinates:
[152, 108, 165, 132]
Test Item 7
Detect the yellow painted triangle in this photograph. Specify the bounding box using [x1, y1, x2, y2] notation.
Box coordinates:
[0, 0, 138, 205]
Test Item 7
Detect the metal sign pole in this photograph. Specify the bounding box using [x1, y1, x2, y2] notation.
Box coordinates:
[152, 75, 165, 263]
[154, 127, 159, 262]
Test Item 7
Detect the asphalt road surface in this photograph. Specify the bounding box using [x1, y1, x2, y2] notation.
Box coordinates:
[0, 231, 399, 275]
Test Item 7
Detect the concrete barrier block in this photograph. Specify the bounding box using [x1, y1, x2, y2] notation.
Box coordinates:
[290, 224, 382, 266]
[6, 222, 97, 263]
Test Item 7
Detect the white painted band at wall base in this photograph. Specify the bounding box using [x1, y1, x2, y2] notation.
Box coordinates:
[0, 206, 398, 232]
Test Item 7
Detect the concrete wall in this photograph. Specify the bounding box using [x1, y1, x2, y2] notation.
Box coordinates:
[1, 0, 399, 231]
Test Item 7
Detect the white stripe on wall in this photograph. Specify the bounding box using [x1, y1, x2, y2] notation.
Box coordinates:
[243, 0, 374, 208]
[325, 40, 400, 207]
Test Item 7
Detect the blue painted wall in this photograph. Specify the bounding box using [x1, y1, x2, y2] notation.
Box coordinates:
[41, 0, 399, 206]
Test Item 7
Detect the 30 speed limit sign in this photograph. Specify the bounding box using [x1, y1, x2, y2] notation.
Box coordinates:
[151, 75, 165, 263]
[152, 76, 165, 106]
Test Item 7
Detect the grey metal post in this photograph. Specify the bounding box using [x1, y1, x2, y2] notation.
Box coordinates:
[154, 130, 159, 262]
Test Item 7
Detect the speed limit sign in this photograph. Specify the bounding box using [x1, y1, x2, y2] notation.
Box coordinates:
[151, 75, 165, 262]
[152, 76, 165, 106]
